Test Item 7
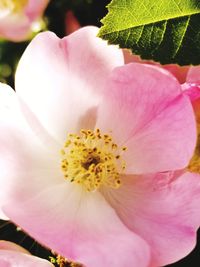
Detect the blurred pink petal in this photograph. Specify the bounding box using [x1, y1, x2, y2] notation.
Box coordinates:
[0, 83, 60, 208]
[0, 241, 53, 266]
[0, 240, 30, 254]
[0, 0, 49, 41]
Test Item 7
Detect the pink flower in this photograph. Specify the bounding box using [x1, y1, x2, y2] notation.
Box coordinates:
[0, 0, 49, 41]
[0, 26, 199, 267]
[0, 240, 53, 266]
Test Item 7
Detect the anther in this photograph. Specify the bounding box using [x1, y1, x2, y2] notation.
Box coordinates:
[60, 129, 127, 191]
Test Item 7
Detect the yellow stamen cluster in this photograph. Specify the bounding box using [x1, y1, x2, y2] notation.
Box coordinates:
[0, 0, 27, 12]
[50, 254, 82, 267]
[60, 129, 127, 192]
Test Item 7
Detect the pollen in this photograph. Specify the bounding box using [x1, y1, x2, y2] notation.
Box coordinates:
[50, 254, 82, 267]
[0, 0, 27, 12]
[60, 129, 127, 192]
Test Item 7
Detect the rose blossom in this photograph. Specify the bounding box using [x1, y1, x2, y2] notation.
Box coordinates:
[0, 240, 53, 266]
[0, 0, 49, 41]
[0, 26, 199, 267]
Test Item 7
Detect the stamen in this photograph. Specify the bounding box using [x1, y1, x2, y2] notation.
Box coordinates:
[50, 254, 82, 267]
[60, 129, 127, 192]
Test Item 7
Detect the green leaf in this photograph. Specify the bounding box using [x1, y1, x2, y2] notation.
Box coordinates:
[98, 0, 200, 65]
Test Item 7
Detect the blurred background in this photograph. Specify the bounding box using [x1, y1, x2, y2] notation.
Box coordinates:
[0, 0, 109, 87]
[0, 0, 199, 266]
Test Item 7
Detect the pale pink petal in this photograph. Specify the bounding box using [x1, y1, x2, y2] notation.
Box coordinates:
[4, 183, 150, 267]
[15, 27, 124, 143]
[0, 249, 53, 267]
[0, 123, 62, 205]
[0, 0, 49, 41]
[0, 83, 60, 210]
[0, 83, 26, 207]
[97, 63, 196, 174]
[25, 0, 49, 21]
[0, 241, 30, 254]
[0, 211, 9, 220]
[103, 172, 200, 266]
[0, 242, 53, 267]
[0, 14, 30, 41]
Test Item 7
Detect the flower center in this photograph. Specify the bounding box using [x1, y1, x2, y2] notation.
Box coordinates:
[60, 129, 127, 192]
[0, 0, 27, 13]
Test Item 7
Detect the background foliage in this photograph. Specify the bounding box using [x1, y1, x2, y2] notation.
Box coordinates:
[99, 0, 200, 65]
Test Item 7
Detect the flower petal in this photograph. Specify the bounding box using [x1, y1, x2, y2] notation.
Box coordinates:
[0, 240, 30, 254]
[25, 0, 49, 21]
[96, 63, 196, 173]
[103, 172, 200, 266]
[0, 0, 49, 41]
[0, 14, 30, 41]
[15, 27, 124, 143]
[0, 83, 60, 210]
[4, 183, 150, 267]
[0, 249, 53, 267]
[0, 211, 9, 220]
